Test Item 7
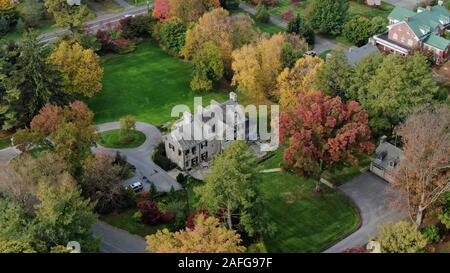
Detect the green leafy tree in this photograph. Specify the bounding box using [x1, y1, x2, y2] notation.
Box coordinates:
[44, 0, 89, 31]
[287, 15, 315, 46]
[119, 115, 136, 143]
[0, 196, 31, 242]
[313, 49, 353, 98]
[349, 53, 442, 135]
[17, 0, 45, 28]
[343, 15, 372, 46]
[32, 180, 99, 252]
[378, 221, 428, 253]
[191, 42, 224, 92]
[308, 0, 349, 35]
[255, 4, 270, 23]
[0, 34, 65, 130]
[158, 17, 186, 54]
[196, 141, 273, 237]
[0, 240, 36, 253]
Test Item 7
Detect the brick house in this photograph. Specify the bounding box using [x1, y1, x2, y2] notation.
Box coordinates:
[373, 3, 450, 63]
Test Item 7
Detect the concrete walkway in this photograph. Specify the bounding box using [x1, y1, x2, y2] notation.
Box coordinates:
[93, 121, 182, 192]
[324, 172, 407, 253]
[238, 2, 343, 54]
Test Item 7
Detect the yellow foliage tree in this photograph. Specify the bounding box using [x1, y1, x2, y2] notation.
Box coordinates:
[0, 0, 15, 10]
[146, 215, 246, 253]
[168, 0, 220, 24]
[181, 8, 233, 67]
[49, 41, 103, 98]
[277, 56, 324, 111]
[231, 33, 285, 101]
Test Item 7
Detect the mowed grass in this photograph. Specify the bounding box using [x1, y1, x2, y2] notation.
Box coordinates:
[88, 0, 124, 14]
[258, 172, 359, 252]
[263, 0, 394, 20]
[89, 41, 231, 126]
[0, 136, 11, 150]
[98, 129, 146, 148]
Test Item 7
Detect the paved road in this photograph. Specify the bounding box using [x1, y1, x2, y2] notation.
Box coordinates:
[239, 2, 342, 54]
[37, 4, 151, 44]
[324, 172, 407, 253]
[384, 0, 419, 9]
[93, 121, 182, 192]
[0, 146, 19, 165]
[93, 221, 147, 253]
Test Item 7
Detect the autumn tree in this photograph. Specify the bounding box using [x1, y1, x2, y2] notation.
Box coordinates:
[313, 49, 353, 99]
[277, 56, 323, 111]
[168, 0, 220, 24]
[230, 13, 260, 49]
[80, 154, 132, 214]
[196, 141, 272, 237]
[146, 215, 246, 253]
[308, 0, 349, 35]
[32, 179, 99, 252]
[280, 92, 374, 192]
[0, 196, 30, 242]
[392, 105, 450, 227]
[231, 33, 285, 101]
[153, 0, 170, 21]
[44, 0, 89, 31]
[377, 221, 428, 253]
[0, 151, 68, 211]
[119, 115, 137, 143]
[348, 53, 442, 136]
[14, 101, 97, 176]
[49, 41, 103, 98]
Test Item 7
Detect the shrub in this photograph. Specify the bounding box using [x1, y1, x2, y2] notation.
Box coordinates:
[282, 10, 294, 21]
[421, 225, 441, 244]
[152, 142, 177, 171]
[287, 15, 315, 46]
[255, 4, 270, 23]
[176, 173, 186, 184]
[120, 14, 156, 39]
[341, 246, 366, 253]
[378, 221, 428, 253]
[132, 211, 142, 222]
[119, 115, 137, 143]
[137, 200, 163, 225]
[187, 208, 212, 229]
[158, 17, 186, 54]
[247, 242, 268, 253]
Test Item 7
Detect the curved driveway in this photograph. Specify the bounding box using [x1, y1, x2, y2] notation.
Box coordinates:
[324, 172, 407, 253]
[93, 121, 181, 192]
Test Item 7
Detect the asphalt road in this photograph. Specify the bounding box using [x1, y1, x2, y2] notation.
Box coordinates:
[37, 4, 151, 44]
[93, 221, 147, 253]
[324, 172, 407, 253]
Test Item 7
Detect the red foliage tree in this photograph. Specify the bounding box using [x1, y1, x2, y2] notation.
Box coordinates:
[137, 200, 163, 225]
[186, 208, 212, 229]
[153, 0, 170, 21]
[280, 92, 374, 192]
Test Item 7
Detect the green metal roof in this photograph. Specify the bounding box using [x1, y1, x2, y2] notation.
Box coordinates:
[388, 5, 450, 38]
[424, 34, 450, 50]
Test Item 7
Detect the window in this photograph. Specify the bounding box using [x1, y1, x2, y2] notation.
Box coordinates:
[392, 33, 398, 40]
[407, 39, 413, 46]
[192, 147, 196, 154]
[191, 157, 198, 167]
[212, 124, 216, 133]
[178, 149, 181, 156]
[201, 152, 208, 161]
[184, 150, 189, 155]
[185, 161, 189, 167]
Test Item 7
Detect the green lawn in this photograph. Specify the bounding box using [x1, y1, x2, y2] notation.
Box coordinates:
[1, 19, 55, 42]
[98, 129, 146, 148]
[88, 0, 124, 13]
[100, 209, 170, 238]
[263, 0, 394, 20]
[0, 136, 11, 150]
[89, 41, 233, 126]
[258, 171, 359, 252]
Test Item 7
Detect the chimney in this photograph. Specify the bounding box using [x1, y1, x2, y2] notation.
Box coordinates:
[380, 135, 387, 144]
[404, 16, 409, 22]
[229, 92, 237, 103]
[426, 5, 432, 11]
